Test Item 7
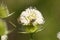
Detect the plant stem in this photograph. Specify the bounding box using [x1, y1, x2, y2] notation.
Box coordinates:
[30, 33, 34, 40]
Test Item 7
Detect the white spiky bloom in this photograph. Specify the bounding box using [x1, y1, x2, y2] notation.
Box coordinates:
[57, 32, 60, 40]
[18, 7, 44, 25]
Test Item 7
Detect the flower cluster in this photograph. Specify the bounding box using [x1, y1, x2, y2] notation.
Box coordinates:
[17, 7, 45, 33]
[18, 7, 44, 26]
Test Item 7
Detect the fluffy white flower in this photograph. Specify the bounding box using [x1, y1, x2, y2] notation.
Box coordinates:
[18, 7, 44, 25]
[57, 32, 60, 39]
[1, 35, 8, 40]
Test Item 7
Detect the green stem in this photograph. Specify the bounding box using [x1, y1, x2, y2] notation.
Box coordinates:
[7, 21, 16, 34]
[30, 33, 34, 40]
[8, 21, 16, 28]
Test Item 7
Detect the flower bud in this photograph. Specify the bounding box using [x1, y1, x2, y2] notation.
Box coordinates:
[0, 3, 9, 18]
[0, 19, 8, 35]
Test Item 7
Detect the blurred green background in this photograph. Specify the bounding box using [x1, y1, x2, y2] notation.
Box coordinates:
[0, 0, 60, 40]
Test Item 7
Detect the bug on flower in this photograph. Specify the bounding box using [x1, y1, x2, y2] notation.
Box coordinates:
[17, 7, 45, 33]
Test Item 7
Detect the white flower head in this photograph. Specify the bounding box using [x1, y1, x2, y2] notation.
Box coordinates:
[57, 32, 60, 39]
[1, 35, 8, 40]
[18, 7, 44, 25]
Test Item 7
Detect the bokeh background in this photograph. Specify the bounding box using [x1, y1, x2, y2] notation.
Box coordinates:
[0, 0, 60, 40]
